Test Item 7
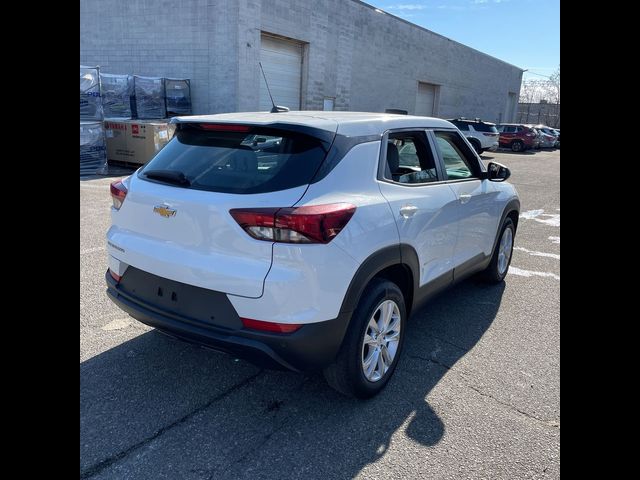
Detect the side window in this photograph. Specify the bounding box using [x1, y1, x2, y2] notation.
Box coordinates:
[516, 126, 524, 133]
[454, 122, 469, 131]
[398, 141, 420, 167]
[434, 131, 479, 180]
[504, 126, 516, 133]
[385, 131, 439, 184]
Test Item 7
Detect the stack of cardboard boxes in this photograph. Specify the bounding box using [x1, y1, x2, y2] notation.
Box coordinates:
[79, 65, 192, 173]
[104, 120, 175, 168]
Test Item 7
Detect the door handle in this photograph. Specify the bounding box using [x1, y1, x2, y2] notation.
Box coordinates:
[459, 194, 472, 204]
[399, 205, 418, 218]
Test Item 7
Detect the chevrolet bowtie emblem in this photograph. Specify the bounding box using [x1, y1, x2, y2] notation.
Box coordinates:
[153, 205, 177, 218]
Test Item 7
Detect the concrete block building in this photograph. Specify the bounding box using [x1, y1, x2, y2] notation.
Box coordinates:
[80, 0, 524, 122]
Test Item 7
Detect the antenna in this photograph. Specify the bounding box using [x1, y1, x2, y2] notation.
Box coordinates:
[259, 62, 289, 113]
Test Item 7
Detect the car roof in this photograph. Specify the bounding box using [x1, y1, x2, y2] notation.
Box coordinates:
[171, 111, 455, 137]
[447, 118, 496, 125]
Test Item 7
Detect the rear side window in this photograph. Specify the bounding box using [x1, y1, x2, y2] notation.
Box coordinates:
[139, 124, 328, 194]
[384, 131, 439, 184]
[472, 123, 498, 133]
[452, 121, 469, 131]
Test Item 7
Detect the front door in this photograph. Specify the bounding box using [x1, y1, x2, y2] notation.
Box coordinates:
[430, 130, 501, 275]
[378, 129, 458, 288]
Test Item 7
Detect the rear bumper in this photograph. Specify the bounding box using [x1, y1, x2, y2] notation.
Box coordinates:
[105, 270, 350, 372]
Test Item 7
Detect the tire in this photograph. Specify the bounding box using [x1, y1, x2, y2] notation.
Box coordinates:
[470, 139, 482, 154]
[511, 141, 524, 152]
[323, 278, 407, 398]
[480, 217, 515, 283]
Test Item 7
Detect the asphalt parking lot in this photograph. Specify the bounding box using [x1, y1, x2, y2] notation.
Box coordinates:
[80, 148, 560, 479]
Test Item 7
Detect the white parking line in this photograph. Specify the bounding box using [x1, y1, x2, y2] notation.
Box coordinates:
[513, 246, 559, 260]
[520, 209, 560, 227]
[101, 318, 131, 331]
[509, 266, 559, 281]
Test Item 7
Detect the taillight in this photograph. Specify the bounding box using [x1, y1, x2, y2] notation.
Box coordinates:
[108, 268, 121, 283]
[110, 180, 128, 210]
[230, 203, 356, 244]
[482, 133, 498, 137]
[241, 317, 302, 334]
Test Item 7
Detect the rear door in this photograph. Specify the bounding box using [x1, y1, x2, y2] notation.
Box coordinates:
[498, 125, 515, 146]
[378, 129, 458, 288]
[107, 122, 332, 298]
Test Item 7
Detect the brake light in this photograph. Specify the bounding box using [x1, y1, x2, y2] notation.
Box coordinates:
[110, 180, 128, 210]
[230, 203, 356, 244]
[241, 317, 302, 334]
[198, 123, 251, 132]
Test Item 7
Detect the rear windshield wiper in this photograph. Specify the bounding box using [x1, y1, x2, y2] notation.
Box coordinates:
[143, 169, 191, 186]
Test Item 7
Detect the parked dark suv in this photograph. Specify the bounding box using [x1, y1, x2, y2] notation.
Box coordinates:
[496, 123, 538, 152]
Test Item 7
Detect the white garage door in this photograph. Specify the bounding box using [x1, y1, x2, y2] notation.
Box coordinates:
[415, 82, 436, 116]
[505, 92, 516, 122]
[259, 35, 303, 111]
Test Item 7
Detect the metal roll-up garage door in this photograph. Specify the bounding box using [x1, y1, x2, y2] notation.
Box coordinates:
[259, 34, 303, 111]
[415, 82, 436, 116]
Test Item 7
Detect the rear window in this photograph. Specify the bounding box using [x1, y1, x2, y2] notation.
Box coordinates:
[139, 123, 329, 194]
[472, 123, 498, 133]
[451, 121, 469, 131]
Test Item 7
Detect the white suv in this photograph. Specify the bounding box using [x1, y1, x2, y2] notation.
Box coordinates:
[106, 112, 520, 398]
[448, 118, 500, 154]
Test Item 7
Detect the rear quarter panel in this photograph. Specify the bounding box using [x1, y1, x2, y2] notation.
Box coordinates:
[228, 140, 400, 324]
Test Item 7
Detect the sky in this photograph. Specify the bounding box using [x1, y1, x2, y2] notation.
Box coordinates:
[364, 0, 559, 82]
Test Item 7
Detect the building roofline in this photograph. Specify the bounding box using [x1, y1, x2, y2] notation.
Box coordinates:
[352, 0, 524, 72]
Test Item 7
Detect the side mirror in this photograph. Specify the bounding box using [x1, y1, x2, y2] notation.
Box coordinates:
[486, 161, 511, 182]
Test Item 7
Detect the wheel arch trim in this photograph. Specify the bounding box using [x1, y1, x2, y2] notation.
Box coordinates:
[339, 244, 419, 315]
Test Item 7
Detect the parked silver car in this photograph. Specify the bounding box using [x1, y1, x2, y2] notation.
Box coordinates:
[535, 125, 559, 148]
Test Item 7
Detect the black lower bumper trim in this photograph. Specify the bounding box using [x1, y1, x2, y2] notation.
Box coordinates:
[105, 271, 351, 372]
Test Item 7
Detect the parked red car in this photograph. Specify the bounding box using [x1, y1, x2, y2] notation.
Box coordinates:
[496, 123, 538, 152]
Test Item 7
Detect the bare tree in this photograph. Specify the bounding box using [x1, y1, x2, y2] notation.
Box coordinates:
[545, 66, 560, 127]
[548, 66, 560, 105]
[518, 66, 560, 127]
[519, 80, 545, 123]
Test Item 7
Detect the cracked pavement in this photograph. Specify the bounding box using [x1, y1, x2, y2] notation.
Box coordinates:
[80, 149, 560, 479]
